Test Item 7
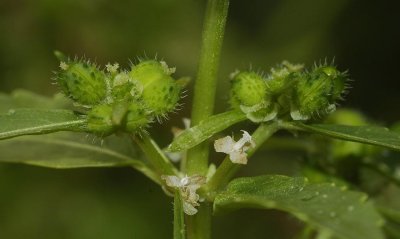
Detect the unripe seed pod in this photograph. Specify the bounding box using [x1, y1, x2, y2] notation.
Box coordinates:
[319, 66, 346, 100]
[87, 104, 115, 135]
[125, 102, 151, 132]
[129, 60, 181, 116]
[230, 71, 267, 108]
[290, 65, 347, 120]
[111, 72, 143, 102]
[266, 61, 303, 95]
[57, 60, 107, 106]
[230, 71, 277, 122]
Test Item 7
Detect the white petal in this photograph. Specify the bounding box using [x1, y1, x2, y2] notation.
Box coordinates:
[233, 130, 252, 151]
[188, 175, 206, 185]
[180, 176, 191, 186]
[229, 151, 248, 165]
[214, 136, 235, 154]
[290, 109, 310, 121]
[183, 202, 198, 215]
[164, 151, 182, 163]
[161, 175, 182, 187]
[182, 118, 191, 129]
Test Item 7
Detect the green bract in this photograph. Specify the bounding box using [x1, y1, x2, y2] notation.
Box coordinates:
[87, 104, 115, 135]
[56, 60, 108, 106]
[111, 72, 142, 102]
[230, 71, 277, 122]
[266, 61, 303, 95]
[130, 60, 181, 117]
[291, 65, 347, 120]
[125, 103, 151, 132]
[230, 71, 267, 107]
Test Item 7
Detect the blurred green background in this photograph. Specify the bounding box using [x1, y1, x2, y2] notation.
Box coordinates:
[0, 0, 399, 238]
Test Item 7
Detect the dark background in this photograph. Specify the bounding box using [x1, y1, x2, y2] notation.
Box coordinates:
[0, 0, 399, 238]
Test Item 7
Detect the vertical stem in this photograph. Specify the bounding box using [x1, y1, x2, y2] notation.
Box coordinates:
[186, 203, 212, 239]
[185, 0, 229, 238]
[186, 0, 230, 176]
[174, 191, 186, 239]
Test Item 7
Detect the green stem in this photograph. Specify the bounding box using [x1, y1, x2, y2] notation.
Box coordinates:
[186, 0, 230, 176]
[132, 134, 178, 177]
[205, 122, 281, 196]
[174, 191, 186, 239]
[186, 203, 212, 239]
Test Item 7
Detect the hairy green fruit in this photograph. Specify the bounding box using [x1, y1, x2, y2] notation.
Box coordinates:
[130, 60, 181, 116]
[87, 104, 115, 135]
[230, 71, 267, 108]
[266, 61, 303, 95]
[290, 65, 347, 121]
[111, 72, 143, 102]
[125, 103, 151, 132]
[57, 60, 107, 106]
[87, 102, 150, 135]
[230, 71, 277, 122]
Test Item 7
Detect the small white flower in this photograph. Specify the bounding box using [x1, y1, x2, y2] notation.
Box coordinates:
[106, 62, 119, 74]
[112, 72, 130, 86]
[160, 61, 176, 75]
[59, 61, 69, 70]
[161, 174, 206, 215]
[214, 130, 255, 164]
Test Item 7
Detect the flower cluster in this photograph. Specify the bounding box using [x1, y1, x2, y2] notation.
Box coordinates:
[230, 61, 348, 122]
[161, 174, 206, 215]
[54, 53, 184, 136]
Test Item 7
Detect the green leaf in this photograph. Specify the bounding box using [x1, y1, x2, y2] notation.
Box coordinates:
[0, 89, 71, 113]
[294, 123, 400, 152]
[214, 175, 384, 239]
[174, 191, 186, 239]
[0, 132, 159, 183]
[167, 110, 246, 152]
[0, 132, 133, 168]
[0, 109, 87, 140]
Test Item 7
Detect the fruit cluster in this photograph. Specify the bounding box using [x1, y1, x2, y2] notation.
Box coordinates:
[230, 61, 348, 122]
[55, 54, 183, 136]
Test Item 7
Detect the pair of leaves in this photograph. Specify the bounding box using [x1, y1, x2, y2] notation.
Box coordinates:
[168, 111, 400, 154]
[214, 175, 385, 239]
[3, 90, 400, 158]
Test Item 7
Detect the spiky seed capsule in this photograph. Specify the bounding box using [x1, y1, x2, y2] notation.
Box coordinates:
[320, 66, 346, 100]
[230, 71, 277, 122]
[266, 61, 304, 95]
[87, 102, 150, 135]
[87, 104, 115, 135]
[57, 60, 107, 106]
[230, 71, 267, 108]
[125, 103, 151, 132]
[290, 65, 347, 120]
[129, 60, 181, 116]
[111, 72, 143, 102]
